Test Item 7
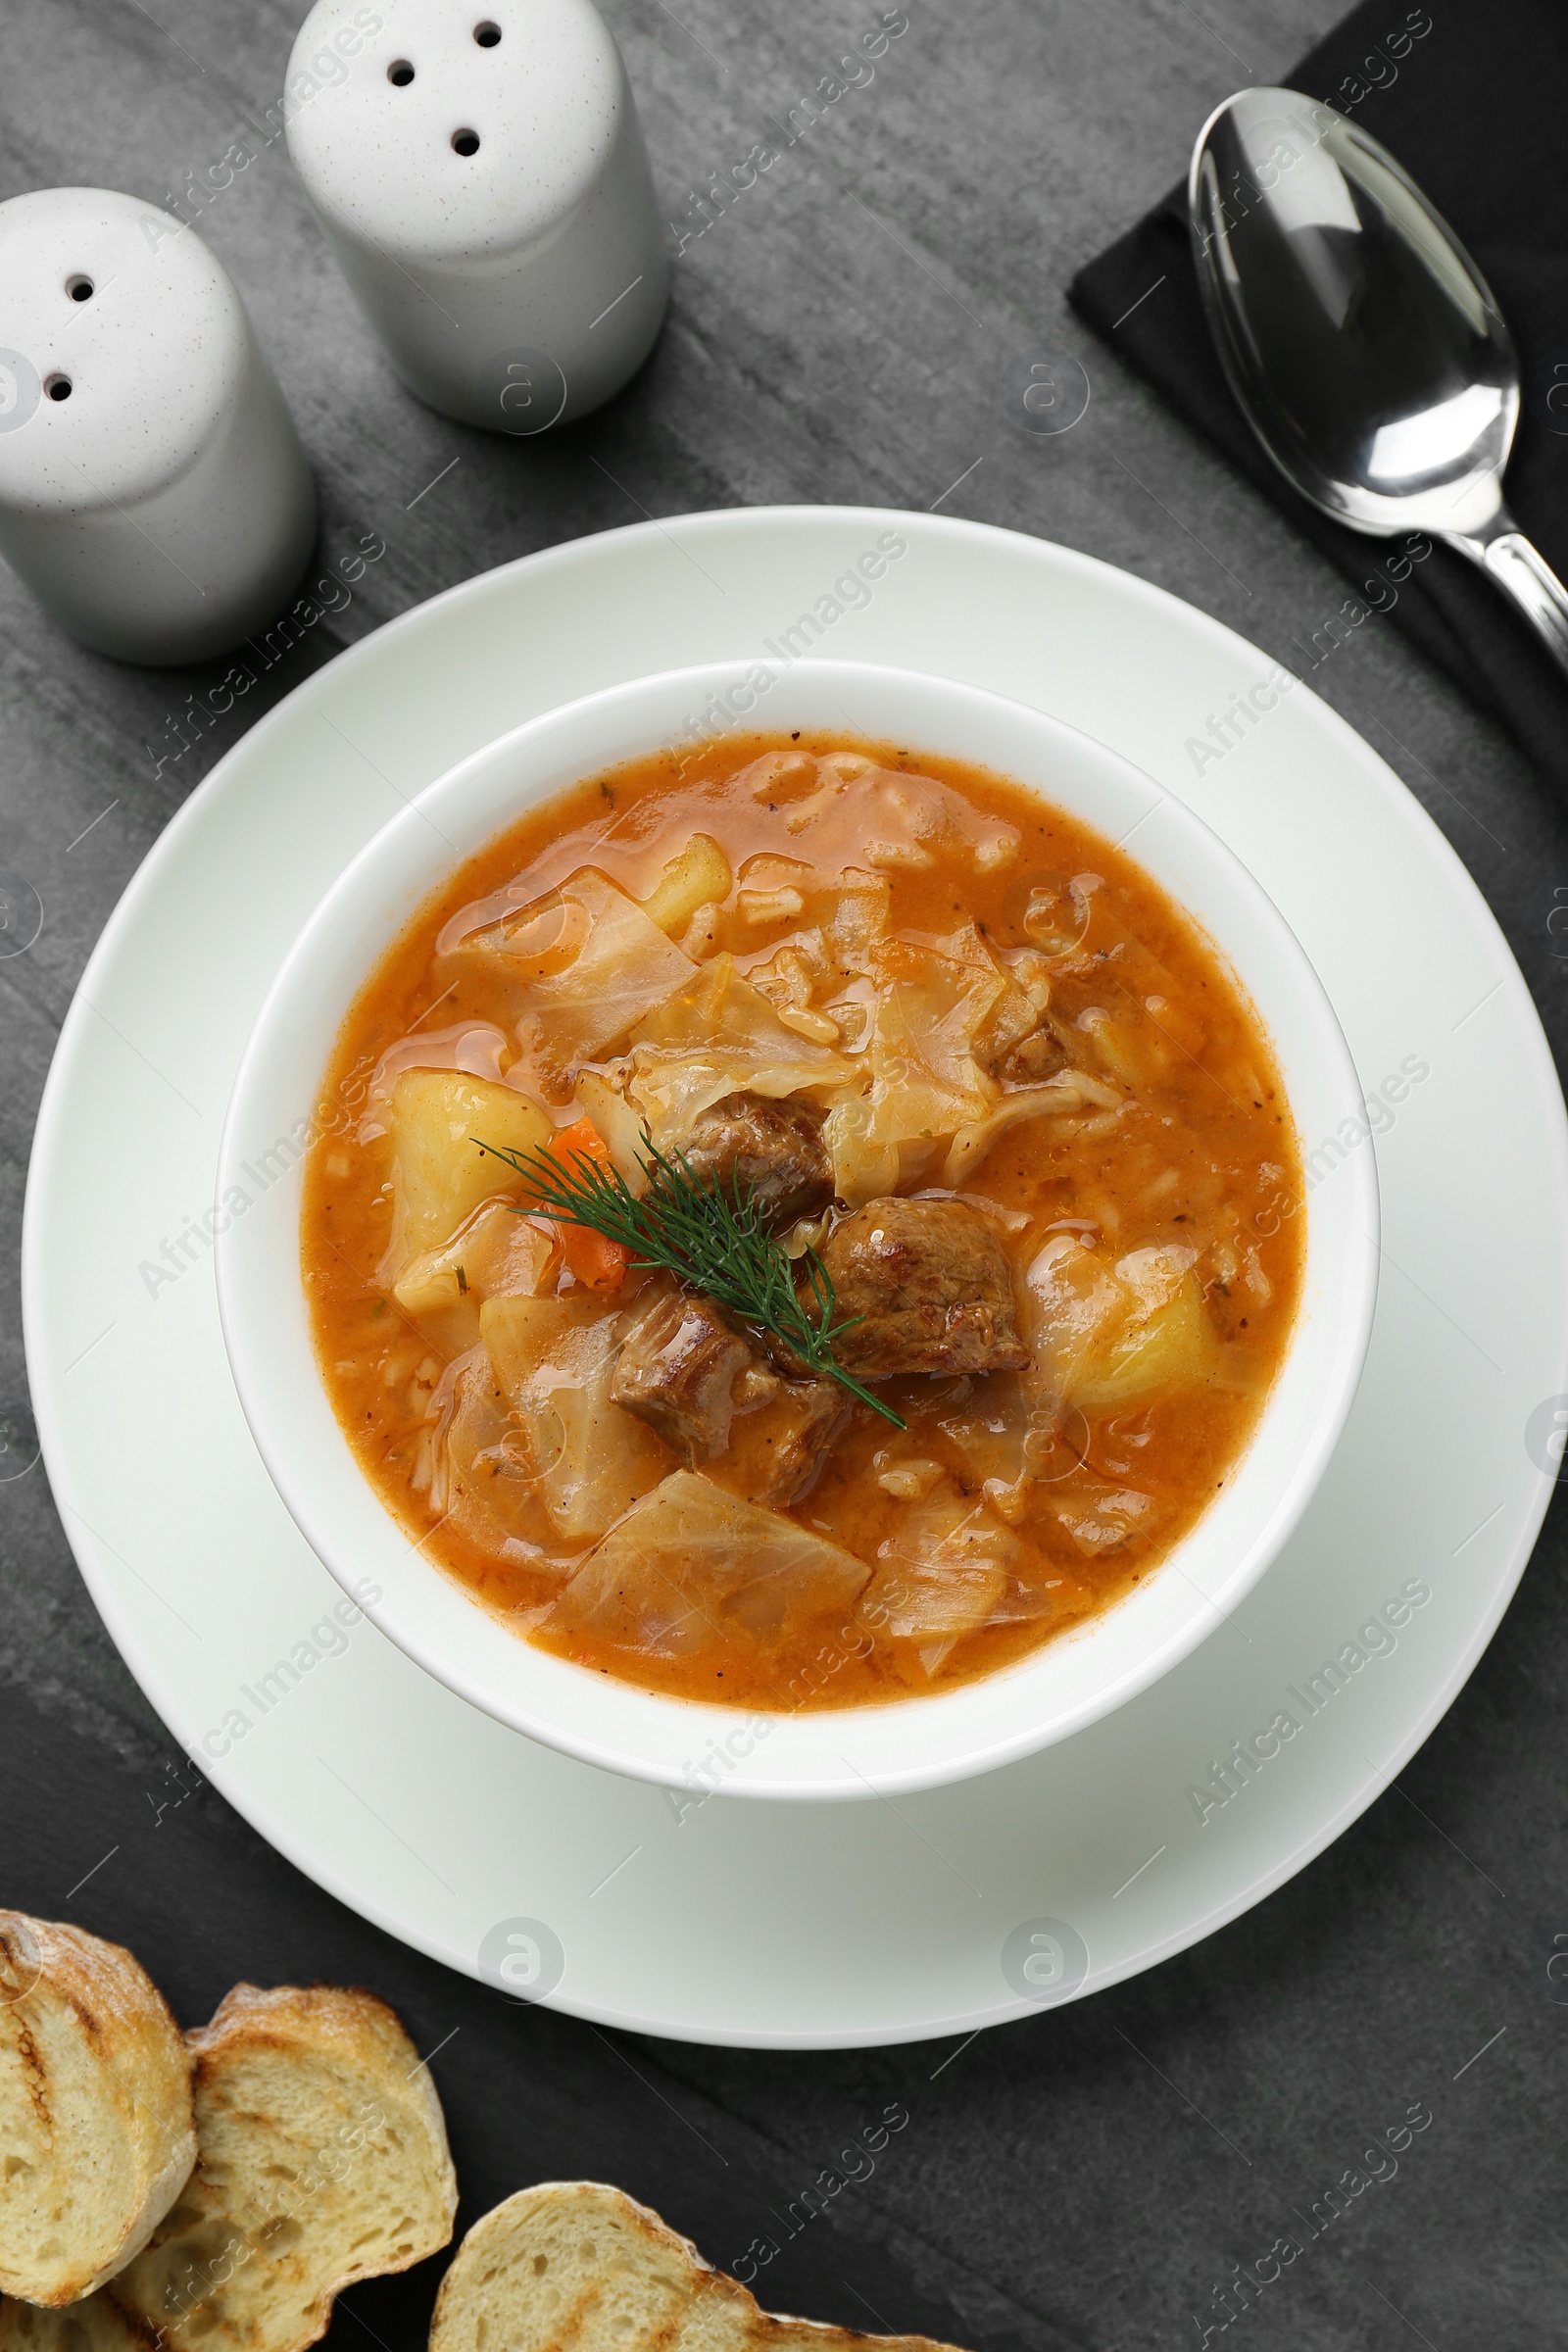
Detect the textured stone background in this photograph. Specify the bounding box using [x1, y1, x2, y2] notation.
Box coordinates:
[2, 2, 1566, 2346]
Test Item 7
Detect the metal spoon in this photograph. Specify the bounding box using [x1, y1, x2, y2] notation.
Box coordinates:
[1189, 85, 1568, 675]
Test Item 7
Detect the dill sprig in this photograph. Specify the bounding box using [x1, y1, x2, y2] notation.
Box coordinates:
[475, 1134, 906, 1429]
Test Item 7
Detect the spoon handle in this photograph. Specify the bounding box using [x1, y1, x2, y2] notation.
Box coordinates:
[1456, 524, 1568, 679]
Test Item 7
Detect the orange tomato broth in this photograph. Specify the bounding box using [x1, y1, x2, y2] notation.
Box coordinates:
[301, 730, 1304, 1710]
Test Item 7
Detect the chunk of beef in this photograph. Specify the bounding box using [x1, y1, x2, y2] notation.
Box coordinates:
[611, 1283, 845, 1504]
[679, 1091, 834, 1231]
[814, 1197, 1031, 1378]
[611, 1287, 768, 1461]
[706, 1376, 848, 1510]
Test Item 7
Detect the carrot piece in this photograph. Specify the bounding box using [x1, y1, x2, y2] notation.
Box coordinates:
[559, 1220, 629, 1290]
[552, 1115, 612, 1170]
[538, 1117, 629, 1291]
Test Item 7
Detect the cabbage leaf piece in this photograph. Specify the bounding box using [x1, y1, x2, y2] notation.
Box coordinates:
[1046, 1483, 1156, 1557]
[381, 1069, 552, 1283]
[734, 862, 892, 1051]
[864, 931, 1004, 1132]
[765, 869, 891, 1054]
[732, 860, 891, 965]
[935, 1381, 1043, 1521]
[444, 869, 698, 1084]
[573, 1069, 652, 1190]
[427, 1345, 559, 1558]
[618, 954, 857, 1152]
[858, 1481, 1019, 1676]
[939, 1068, 1120, 1187]
[819, 1093, 902, 1210]
[480, 1295, 669, 1542]
[828, 924, 1059, 1195]
[740, 753, 1021, 877]
[816, 867, 892, 972]
[552, 1470, 869, 1657]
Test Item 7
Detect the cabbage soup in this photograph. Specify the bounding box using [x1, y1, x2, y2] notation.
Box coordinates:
[302, 732, 1304, 1708]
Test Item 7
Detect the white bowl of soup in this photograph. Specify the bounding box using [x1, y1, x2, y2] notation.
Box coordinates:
[217, 659, 1378, 1800]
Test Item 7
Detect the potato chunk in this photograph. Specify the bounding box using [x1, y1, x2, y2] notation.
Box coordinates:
[1023, 1235, 1220, 1413]
[638, 834, 732, 935]
[384, 1072, 551, 1278]
[393, 1203, 560, 1356]
[480, 1297, 668, 1542]
[1070, 1265, 1220, 1410]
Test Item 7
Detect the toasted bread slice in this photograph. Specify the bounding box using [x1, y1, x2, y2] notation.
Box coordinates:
[0, 1911, 196, 2306]
[107, 1983, 457, 2352]
[0, 2293, 144, 2352]
[428, 2182, 966, 2352]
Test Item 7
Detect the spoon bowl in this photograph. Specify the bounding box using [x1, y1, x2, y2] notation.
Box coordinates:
[1190, 86, 1568, 671]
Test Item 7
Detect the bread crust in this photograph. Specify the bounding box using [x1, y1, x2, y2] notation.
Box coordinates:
[429, 2182, 967, 2352]
[0, 1912, 196, 2307]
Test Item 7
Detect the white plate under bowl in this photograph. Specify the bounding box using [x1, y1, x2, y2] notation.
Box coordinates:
[22, 508, 1568, 2043]
[217, 656, 1377, 1801]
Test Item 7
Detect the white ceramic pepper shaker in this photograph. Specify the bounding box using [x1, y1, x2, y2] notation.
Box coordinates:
[0, 188, 316, 666]
[285, 0, 668, 432]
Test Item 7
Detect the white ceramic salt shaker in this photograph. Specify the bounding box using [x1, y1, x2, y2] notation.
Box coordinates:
[0, 188, 316, 666]
[285, 0, 668, 432]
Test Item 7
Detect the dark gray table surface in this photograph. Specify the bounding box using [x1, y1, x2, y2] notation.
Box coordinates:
[3, 2, 1565, 2347]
